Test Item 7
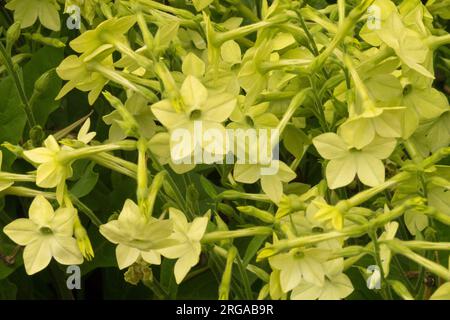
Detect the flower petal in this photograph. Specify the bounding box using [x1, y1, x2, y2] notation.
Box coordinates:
[23, 239, 52, 275]
[50, 236, 83, 265]
[29, 195, 55, 226]
[3, 218, 39, 246]
[116, 244, 140, 269]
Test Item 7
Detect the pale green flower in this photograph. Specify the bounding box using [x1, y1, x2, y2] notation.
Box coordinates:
[269, 247, 329, 293]
[6, 0, 60, 31]
[103, 93, 156, 142]
[233, 160, 296, 204]
[290, 241, 353, 300]
[3, 196, 83, 275]
[313, 133, 397, 189]
[151, 75, 236, 166]
[158, 208, 209, 284]
[56, 54, 113, 105]
[228, 99, 279, 130]
[24, 135, 73, 189]
[77, 118, 96, 145]
[69, 16, 136, 55]
[99, 199, 175, 269]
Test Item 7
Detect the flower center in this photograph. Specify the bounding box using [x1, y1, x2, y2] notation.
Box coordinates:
[189, 109, 202, 120]
[293, 250, 305, 259]
[39, 227, 53, 235]
[245, 115, 255, 127]
[312, 226, 324, 233]
[403, 84, 412, 95]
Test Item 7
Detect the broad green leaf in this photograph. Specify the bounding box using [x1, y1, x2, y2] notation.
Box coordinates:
[70, 162, 99, 198]
[23, 47, 63, 125]
[283, 125, 305, 158]
[0, 77, 26, 168]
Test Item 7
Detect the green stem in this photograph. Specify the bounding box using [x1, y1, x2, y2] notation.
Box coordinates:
[308, 0, 375, 73]
[218, 246, 237, 300]
[427, 34, 450, 50]
[142, 278, 170, 300]
[70, 194, 103, 227]
[370, 230, 393, 299]
[387, 240, 450, 282]
[89, 153, 137, 179]
[202, 227, 273, 243]
[260, 197, 420, 257]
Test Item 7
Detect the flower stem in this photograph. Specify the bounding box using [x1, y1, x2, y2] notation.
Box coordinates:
[202, 227, 273, 243]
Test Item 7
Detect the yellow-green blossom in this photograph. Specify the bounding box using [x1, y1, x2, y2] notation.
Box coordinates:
[56, 54, 113, 105]
[233, 160, 296, 204]
[6, 0, 60, 31]
[269, 247, 329, 293]
[3, 196, 83, 275]
[24, 135, 73, 190]
[99, 199, 175, 269]
[69, 16, 136, 55]
[290, 241, 353, 300]
[158, 208, 209, 284]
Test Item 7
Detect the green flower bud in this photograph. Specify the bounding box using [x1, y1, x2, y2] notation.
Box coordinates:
[237, 206, 275, 223]
[6, 22, 21, 52]
[29, 126, 45, 147]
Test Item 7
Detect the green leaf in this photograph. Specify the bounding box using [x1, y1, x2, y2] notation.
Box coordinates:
[0, 230, 23, 280]
[0, 77, 26, 168]
[23, 46, 63, 125]
[243, 235, 268, 266]
[70, 162, 99, 198]
[0, 278, 17, 299]
[283, 125, 305, 158]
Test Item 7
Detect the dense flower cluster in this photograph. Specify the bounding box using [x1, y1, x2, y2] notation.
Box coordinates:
[0, 0, 449, 300]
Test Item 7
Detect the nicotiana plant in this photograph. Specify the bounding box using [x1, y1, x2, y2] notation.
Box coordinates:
[0, 0, 449, 300]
